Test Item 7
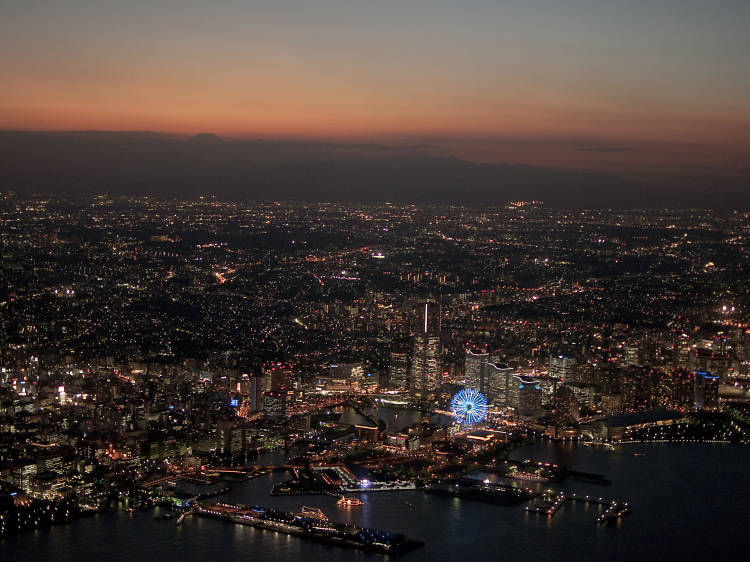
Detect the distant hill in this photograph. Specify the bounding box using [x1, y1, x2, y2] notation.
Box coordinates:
[187, 132, 224, 144]
[0, 130, 745, 207]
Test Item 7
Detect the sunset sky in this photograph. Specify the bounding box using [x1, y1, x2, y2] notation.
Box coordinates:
[2, 1, 749, 172]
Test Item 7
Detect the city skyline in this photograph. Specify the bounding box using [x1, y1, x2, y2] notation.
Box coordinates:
[1, 194, 748, 559]
[2, 3, 749, 560]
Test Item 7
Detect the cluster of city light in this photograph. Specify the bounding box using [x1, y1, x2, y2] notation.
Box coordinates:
[450, 389, 488, 425]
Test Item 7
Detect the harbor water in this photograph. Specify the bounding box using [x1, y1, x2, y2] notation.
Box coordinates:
[3, 440, 749, 561]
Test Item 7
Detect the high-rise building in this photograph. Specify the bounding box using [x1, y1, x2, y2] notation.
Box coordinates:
[238, 373, 263, 413]
[415, 299, 441, 336]
[504, 374, 540, 412]
[671, 369, 696, 411]
[694, 372, 719, 410]
[549, 354, 577, 382]
[411, 300, 442, 392]
[553, 386, 580, 425]
[465, 349, 488, 392]
[464, 349, 514, 404]
[412, 335, 441, 392]
[622, 366, 654, 411]
[688, 349, 730, 378]
[388, 350, 410, 389]
[486, 362, 514, 405]
[218, 419, 247, 456]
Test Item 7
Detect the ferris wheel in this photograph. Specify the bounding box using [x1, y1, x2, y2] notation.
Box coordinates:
[450, 388, 488, 425]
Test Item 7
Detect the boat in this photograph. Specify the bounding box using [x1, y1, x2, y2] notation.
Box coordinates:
[508, 471, 549, 482]
[633, 453, 646, 457]
[337, 496, 364, 506]
[298, 506, 328, 520]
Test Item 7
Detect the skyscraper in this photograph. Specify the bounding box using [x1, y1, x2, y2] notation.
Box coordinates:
[465, 349, 488, 392]
[389, 350, 410, 389]
[416, 299, 441, 336]
[412, 336, 440, 392]
[486, 362, 514, 406]
[464, 349, 513, 405]
[411, 300, 441, 393]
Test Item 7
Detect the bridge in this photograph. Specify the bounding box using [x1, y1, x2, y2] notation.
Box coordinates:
[139, 465, 291, 489]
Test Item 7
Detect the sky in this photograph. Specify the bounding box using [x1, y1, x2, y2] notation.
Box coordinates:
[1, 0, 749, 173]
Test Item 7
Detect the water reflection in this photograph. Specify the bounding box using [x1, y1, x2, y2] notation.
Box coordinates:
[3, 443, 749, 562]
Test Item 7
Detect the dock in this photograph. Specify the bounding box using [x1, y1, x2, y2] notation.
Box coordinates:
[525, 490, 631, 524]
[196, 503, 423, 555]
[425, 479, 537, 505]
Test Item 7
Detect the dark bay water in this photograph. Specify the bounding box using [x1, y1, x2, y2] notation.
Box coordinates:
[3, 438, 750, 561]
[336, 404, 452, 433]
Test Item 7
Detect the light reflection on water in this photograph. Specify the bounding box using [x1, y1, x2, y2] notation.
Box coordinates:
[2, 440, 749, 561]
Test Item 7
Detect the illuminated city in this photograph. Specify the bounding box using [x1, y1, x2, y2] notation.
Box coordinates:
[2, 1, 749, 560]
[0, 194, 748, 560]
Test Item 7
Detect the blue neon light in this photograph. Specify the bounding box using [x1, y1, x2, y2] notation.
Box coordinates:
[451, 389, 488, 425]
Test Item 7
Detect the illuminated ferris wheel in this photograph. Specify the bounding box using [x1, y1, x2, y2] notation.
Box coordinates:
[450, 389, 488, 425]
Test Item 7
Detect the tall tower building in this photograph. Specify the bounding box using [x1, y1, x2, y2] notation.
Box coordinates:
[389, 350, 410, 389]
[486, 362, 515, 406]
[622, 366, 654, 411]
[412, 336, 441, 392]
[416, 299, 441, 336]
[464, 349, 513, 405]
[411, 300, 441, 393]
[465, 349, 489, 392]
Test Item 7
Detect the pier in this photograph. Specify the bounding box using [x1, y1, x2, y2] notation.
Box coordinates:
[175, 508, 195, 526]
[425, 479, 537, 505]
[525, 490, 631, 524]
[196, 503, 423, 555]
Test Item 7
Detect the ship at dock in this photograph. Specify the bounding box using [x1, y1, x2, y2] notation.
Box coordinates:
[340, 479, 416, 493]
[197, 503, 423, 555]
[299, 506, 328, 519]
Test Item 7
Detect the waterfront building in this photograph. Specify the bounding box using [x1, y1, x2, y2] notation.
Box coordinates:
[464, 349, 513, 404]
[465, 349, 488, 393]
[355, 421, 379, 442]
[486, 362, 514, 405]
[694, 372, 720, 410]
[517, 378, 543, 417]
[671, 369, 696, 411]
